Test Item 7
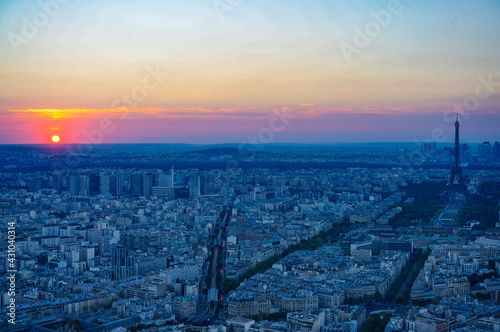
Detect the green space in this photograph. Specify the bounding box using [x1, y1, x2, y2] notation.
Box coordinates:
[389, 181, 447, 228]
[223, 222, 351, 294]
[360, 312, 392, 332]
[411, 297, 442, 307]
[441, 212, 456, 220]
[251, 312, 289, 322]
[466, 270, 499, 285]
[65, 320, 84, 331]
[343, 291, 382, 306]
[470, 292, 493, 301]
[457, 181, 500, 228]
[387, 248, 431, 304]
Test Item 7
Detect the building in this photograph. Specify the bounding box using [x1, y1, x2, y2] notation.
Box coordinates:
[200, 174, 216, 195]
[52, 172, 63, 192]
[131, 174, 143, 196]
[161, 264, 201, 283]
[111, 244, 136, 280]
[70, 174, 81, 195]
[143, 173, 154, 196]
[324, 305, 366, 328]
[351, 239, 413, 255]
[351, 249, 372, 260]
[287, 312, 325, 332]
[416, 223, 459, 236]
[122, 231, 167, 254]
[89, 174, 100, 194]
[228, 292, 271, 318]
[476, 317, 500, 332]
[190, 174, 200, 197]
[173, 294, 197, 320]
[416, 316, 449, 332]
[430, 244, 500, 260]
[317, 288, 345, 308]
[135, 255, 168, 276]
[274, 291, 318, 312]
[226, 317, 256, 332]
[432, 277, 470, 297]
[110, 174, 122, 196]
[100, 174, 111, 195]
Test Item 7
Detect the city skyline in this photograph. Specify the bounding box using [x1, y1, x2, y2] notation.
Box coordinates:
[1, 0, 499, 144]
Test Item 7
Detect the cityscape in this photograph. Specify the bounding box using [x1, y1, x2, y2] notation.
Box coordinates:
[1, 1, 500, 332]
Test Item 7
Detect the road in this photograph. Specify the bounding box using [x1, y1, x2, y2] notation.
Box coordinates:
[187, 201, 234, 326]
[190, 205, 232, 325]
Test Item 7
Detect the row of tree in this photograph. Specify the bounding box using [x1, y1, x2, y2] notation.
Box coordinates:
[223, 222, 351, 294]
[360, 313, 392, 332]
[386, 248, 430, 303]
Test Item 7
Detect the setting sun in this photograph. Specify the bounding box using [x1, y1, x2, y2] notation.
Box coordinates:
[51, 135, 60, 143]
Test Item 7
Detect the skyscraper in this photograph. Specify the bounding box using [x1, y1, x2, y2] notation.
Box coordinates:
[69, 174, 81, 195]
[143, 173, 154, 196]
[100, 174, 110, 195]
[110, 174, 122, 196]
[131, 173, 143, 196]
[89, 174, 100, 194]
[171, 165, 175, 189]
[157, 174, 172, 187]
[52, 172, 63, 192]
[190, 174, 200, 198]
[80, 175, 89, 195]
[111, 244, 128, 267]
[200, 174, 216, 196]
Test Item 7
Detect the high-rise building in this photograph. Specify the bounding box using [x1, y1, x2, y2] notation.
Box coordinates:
[89, 174, 100, 194]
[100, 174, 110, 195]
[460, 143, 470, 163]
[479, 141, 491, 155]
[110, 174, 122, 196]
[29, 179, 42, 192]
[69, 174, 81, 195]
[479, 141, 493, 161]
[153, 167, 174, 196]
[421, 142, 436, 159]
[200, 174, 216, 195]
[494, 142, 500, 161]
[131, 174, 143, 196]
[111, 244, 128, 267]
[111, 244, 135, 280]
[52, 172, 63, 192]
[79, 175, 89, 195]
[143, 174, 154, 196]
[157, 174, 172, 187]
[190, 174, 200, 197]
[171, 165, 175, 188]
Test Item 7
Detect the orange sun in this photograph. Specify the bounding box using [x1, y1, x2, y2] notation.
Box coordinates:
[51, 135, 60, 143]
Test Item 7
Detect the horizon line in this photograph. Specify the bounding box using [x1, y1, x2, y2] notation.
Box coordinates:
[0, 141, 497, 146]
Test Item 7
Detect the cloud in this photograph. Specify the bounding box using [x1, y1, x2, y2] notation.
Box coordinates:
[1, 106, 499, 144]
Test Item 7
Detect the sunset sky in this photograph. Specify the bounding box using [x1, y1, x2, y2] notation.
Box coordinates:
[0, 0, 499, 144]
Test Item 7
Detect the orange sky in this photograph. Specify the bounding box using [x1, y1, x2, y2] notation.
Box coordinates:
[0, 0, 499, 143]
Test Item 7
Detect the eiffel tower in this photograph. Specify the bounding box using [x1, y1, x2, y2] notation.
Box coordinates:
[443, 115, 469, 202]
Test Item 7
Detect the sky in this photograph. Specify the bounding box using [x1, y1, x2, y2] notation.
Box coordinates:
[0, 0, 499, 144]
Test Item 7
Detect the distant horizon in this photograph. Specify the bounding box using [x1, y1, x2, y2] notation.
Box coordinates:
[0, 141, 496, 146]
